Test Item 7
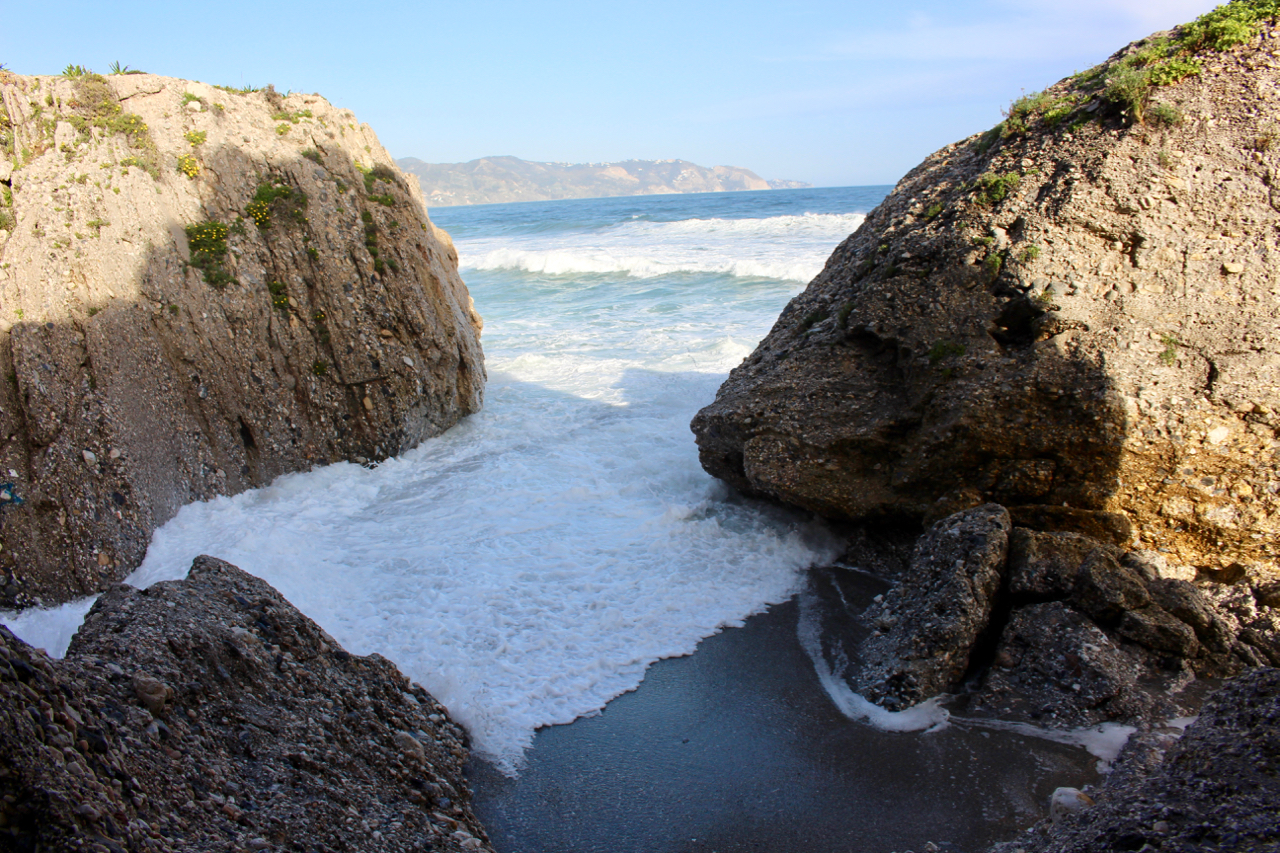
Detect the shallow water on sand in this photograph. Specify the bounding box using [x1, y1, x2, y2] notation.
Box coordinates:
[468, 568, 1106, 853]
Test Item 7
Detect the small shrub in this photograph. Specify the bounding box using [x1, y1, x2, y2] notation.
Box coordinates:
[168, 304, 179, 315]
[1148, 103, 1183, 127]
[62, 64, 91, 78]
[272, 109, 314, 124]
[1018, 244, 1041, 263]
[984, 252, 1005, 277]
[928, 340, 966, 364]
[1253, 127, 1280, 151]
[184, 221, 234, 287]
[181, 92, 203, 106]
[276, 123, 291, 136]
[108, 61, 140, 75]
[1001, 90, 1048, 137]
[185, 130, 207, 146]
[1180, 0, 1280, 53]
[798, 308, 830, 333]
[971, 172, 1021, 206]
[306, 247, 319, 260]
[85, 217, 108, 233]
[836, 300, 856, 327]
[87, 306, 100, 317]
[924, 202, 943, 220]
[1159, 333, 1180, 366]
[369, 193, 395, 207]
[0, 209, 14, 231]
[247, 180, 307, 229]
[1104, 65, 1151, 122]
[313, 360, 328, 376]
[177, 154, 199, 178]
[1040, 95, 1081, 127]
[301, 148, 323, 165]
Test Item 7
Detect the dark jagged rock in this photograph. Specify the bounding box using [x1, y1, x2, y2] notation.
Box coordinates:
[852, 505, 1278, 727]
[0, 556, 493, 853]
[990, 667, 1280, 853]
[854, 504, 1010, 709]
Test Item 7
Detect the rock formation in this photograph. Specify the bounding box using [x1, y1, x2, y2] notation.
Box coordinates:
[0, 72, 485, 608]
[691, 4, 1280, 845]
[0, 555, 493, 852]
[691, 18, 1280, 577]
[991, 667, 1280, 853]
[397, 155, 810, 206]
[856, 504, 1278, 725]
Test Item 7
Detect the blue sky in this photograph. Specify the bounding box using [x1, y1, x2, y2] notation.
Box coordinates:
[3, 0, 1222, 186]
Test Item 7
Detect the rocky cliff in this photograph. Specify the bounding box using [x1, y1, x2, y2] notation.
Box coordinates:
[692, 4, 1280, 845]
[0, 72, 485, 609]
[0, 556, 494, 853]
[397, 155, 810, 206]
[693, 12, 1280, 578]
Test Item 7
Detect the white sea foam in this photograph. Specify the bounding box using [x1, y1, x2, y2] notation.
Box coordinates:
[795, 588, 951, 733]
[951, 717, 1137, 770]
[458, 212, 864, 283]
[0, 598, 96, 659]
[1, 194, 856, 774]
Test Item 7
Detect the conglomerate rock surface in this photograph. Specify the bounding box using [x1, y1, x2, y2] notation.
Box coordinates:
[989, 667, 1280, 853]
[0, 72, 484, 608]
[691, 21, 1280, 579]
[0, 555, 494, 853]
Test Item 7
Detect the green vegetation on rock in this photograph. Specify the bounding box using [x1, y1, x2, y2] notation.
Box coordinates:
[247, 180, 307, 229]
[184, 221, 233, 287]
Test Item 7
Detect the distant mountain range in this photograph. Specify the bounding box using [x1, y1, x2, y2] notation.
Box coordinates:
[396, 156, 811, 207]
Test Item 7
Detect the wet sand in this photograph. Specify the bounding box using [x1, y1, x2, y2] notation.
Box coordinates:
[468, 569, 1107, 853]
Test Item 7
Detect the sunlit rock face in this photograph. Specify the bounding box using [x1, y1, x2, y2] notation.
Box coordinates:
[0, 72, 484, 607]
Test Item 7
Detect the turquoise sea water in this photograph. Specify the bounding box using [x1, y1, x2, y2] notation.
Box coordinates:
[6, 186, 894, 773]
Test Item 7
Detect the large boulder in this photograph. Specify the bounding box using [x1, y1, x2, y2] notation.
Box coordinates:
[691, 19, 1280, 579]
[0, 556, 493, 852]
[0, 73, 484, 607]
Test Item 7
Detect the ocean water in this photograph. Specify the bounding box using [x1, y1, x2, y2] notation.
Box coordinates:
[3, 186, 893, 775]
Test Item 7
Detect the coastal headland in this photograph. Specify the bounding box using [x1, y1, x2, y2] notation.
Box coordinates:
[396, 155, 810, 207]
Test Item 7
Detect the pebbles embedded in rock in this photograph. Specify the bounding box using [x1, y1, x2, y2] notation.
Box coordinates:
[394, 730, 425, 761]
[1049, 787, 1095, 823]
[131, 673, 173, 716]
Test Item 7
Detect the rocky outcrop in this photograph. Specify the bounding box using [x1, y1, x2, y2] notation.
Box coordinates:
[990, 667, 1280, 853]
[397, 155, 810, 206]
[0, 73, 485, 608]
[0, 555, 493, 852]
[855, 504, 1010, 709]
[851, 505, 1279, 726]
[691, 19, 1280, 579]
